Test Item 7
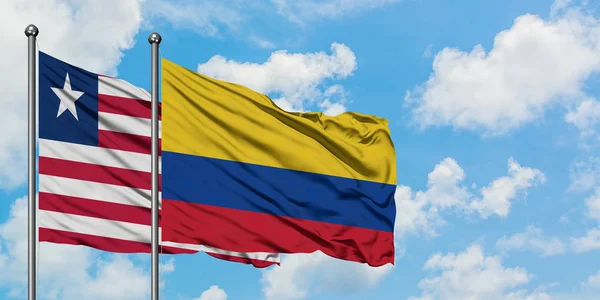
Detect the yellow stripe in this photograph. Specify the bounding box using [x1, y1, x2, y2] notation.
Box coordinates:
[161, 58, 396, 185]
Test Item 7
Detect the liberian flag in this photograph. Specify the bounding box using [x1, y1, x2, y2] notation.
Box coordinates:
[37, 51, 279, 267]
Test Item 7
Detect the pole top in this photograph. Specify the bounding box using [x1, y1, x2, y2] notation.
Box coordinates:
[24, 24, 39, 37]
[148, 32, 162, 44]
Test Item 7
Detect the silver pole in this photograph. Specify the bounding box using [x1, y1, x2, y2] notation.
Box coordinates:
[25, 24, 38, 300]
[148, 32, 162, 300]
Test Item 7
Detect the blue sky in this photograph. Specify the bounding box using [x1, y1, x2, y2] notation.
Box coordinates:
[1, 0, 600, 299]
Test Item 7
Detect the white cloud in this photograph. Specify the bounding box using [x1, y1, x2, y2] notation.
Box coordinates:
[421, 157, 471, 209]
[194, 285, 228, 300]
[569, 157, 600, 192]
[396, 157, 545, 238]
[316, 85, 349, 116]
[571, 228, 600, 253]
[409, 244, 548, 300]
[406, 2, 600, 135]
[495, 186, 600, 256]
[468, 158, 546, 218]
[272, 0, 402, 25]
[143, 0, 248, 37]
[260, 251, 394, 300]
[394, 158, 469, 238]
[0, 0, 144, 189]
[522, 270, 600, 300]
[565, 98, 600, 136]
[550, 0, 574, 17]
[569, 171, 600, 254]
[160, 257, 175, 273]
[581, 270, 600, 289]
[393, 185, 445, 239]
[143, 0, 401, 47]
[585, 188, 600, 222]
[77, 256, 149, 300]
[0, 196, 176, 299]
[248, 36, 277, 49]
[197, 43, 356, 113]
[496, 226, 567, 257]
[318, 99, 347, 116]
[423, 44, 433, 58]
[504, 290, 553, 300]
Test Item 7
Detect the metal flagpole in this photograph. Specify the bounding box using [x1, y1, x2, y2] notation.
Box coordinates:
[148, 32, 162, 300]
[25, 24, 39, 300]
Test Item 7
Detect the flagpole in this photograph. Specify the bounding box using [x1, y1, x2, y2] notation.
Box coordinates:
[148, 32, 162, 300]
[25, 24, 39, 300]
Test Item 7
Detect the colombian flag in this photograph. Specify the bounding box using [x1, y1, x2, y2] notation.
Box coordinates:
[160, 58, 397, 267]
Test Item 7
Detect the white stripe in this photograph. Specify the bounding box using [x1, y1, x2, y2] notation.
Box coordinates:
[99, 112, 161, 138]
[39, 138, 161, 172]
[39, 211, 280, 262]
[98, 76, 151, 101]
[39, 175, 162, 208]
[40, 210, 151, 243]
[161, 241, 281, 263]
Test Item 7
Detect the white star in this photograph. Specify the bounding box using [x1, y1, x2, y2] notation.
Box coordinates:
[51, 73, 84, 120]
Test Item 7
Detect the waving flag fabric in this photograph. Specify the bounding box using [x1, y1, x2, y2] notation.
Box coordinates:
[160, 58, 397, 267]
[37, 52, 279, 267]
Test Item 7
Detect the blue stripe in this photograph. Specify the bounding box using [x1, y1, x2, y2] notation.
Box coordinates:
[162, 151, 396, 232]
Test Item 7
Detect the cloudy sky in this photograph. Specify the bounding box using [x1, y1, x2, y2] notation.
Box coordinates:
[1, 0, 600, 299]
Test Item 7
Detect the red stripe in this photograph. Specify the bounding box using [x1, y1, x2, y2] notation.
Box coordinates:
[39, 157, 160, 190]
[98, 94, 161, 120]
[39, 228, 195, 254]
[162, 199, 395, 267]
[39, 192, 157, 226]
[98, 130, 162, 155]
[39, 228, 278, 266]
